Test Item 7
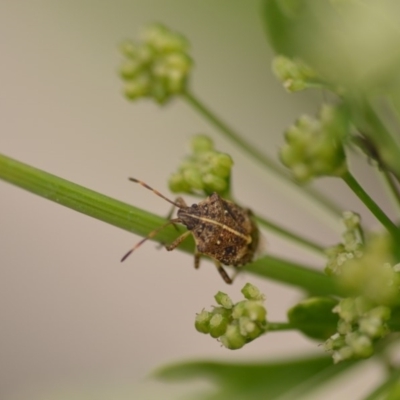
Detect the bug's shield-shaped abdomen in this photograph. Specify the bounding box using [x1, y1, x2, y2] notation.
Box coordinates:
[177, 193, 259, 267]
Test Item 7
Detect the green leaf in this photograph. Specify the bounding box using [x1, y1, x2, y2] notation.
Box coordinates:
[155, 355, 355, 400]
[288, 297, 339, 340]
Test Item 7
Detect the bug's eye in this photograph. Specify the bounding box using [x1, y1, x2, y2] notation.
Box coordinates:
[192, 204, 198, 208]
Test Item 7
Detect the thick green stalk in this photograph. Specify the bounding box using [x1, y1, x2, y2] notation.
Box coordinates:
[363, 367, 400, 400]
[342, 171, 399, 239]
[266, 322, 294, 331]
[0, 153, 338, 294]
[382, 170, 400, 215]
[182, 89, 342, 219]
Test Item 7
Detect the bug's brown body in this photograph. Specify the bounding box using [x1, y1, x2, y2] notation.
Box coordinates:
[178, 193, 258, 267]
[122, 178, 259, 283]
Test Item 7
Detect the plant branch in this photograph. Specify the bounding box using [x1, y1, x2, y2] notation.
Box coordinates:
[182, 89, 342, 219]
[342, 171, 399, 239]
[0, 153, 339, 294]
[254, 214, 325, 255]
[382, 170, 400, 215]
[266, 322, 294, 331]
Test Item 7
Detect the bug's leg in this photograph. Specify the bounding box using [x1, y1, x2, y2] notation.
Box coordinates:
[214, 261, 233, 284]
[121, 218, 181, 262]
[194, 252, 201, 269]
[156, 197, 187, 249]
[165, 230, 191, 251]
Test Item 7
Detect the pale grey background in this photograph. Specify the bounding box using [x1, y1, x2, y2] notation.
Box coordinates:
[0, 1, 394, 399]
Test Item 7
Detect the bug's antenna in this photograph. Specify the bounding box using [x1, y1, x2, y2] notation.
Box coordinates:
[121, 218, 181, 262]
[128, 178, 183, 208]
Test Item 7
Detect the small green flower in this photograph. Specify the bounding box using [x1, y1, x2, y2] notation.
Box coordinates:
[195, 310, 212, 334]
[168, 134, 233, 197]
[325, 211, 364, 276]
[214, 291, 233, 309]
[219, 324, 247, 350]
[339, 234, 400, 306]
[195, 284, 267, 349]
[241, 282, 265, 301]
[272, 55, 319, 92]
[209, 313, 229, 338]
[280, 105, 349, 183]
[119, 24, 192, 104]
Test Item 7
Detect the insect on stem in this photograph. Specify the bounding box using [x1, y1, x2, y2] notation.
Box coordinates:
[121, 177, 260, 284]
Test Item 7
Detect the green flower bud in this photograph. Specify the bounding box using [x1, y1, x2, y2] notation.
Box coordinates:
[144, 24, 188, 53]
[210, 153, 233, 178]
[169, 135, 232, 197]
[214, 291, 233, 309]
[219, 324, 246, 350]
[345, 332, 373, 358]
[332, 346, 353, 364]
[358, 316, 387, 339]
[183, 168, 204, 190]
[272, 55, 319, 92]
[339, 234, 399, 306]
[232, 301, 266, 323]
[120, 60, 143, 80]
[191, 135, 214, 154]
[241, 283, 265, 301]
[325, 212, 364, 276]
[118, 24, 192, 104]
[202, 173, 227, 194]
[209, 313, 229, 338]
[124, 75, 151, 100]
[324, 333, 345, 351]
[334, 298, 357, 323]
[195, 310, 212, 334]
[280, 105, 349, 183]
[168, 172, 193, 193]
[337, 320, 352, 335]
[238, 316, 262, 340]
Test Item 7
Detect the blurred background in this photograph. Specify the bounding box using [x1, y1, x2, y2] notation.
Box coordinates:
[0, 1, 395, 399]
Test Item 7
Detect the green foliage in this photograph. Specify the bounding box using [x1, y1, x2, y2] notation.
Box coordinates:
[288, 297, 339, 340]
[155, 355, 355, 400]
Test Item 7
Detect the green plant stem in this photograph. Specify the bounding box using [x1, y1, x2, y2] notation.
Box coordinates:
[0, 153, 338, 294]
[245, 255, 343, 296]
[266, 322, 294, 331]
[182, 89, 342, 219]
[342, 171, 400, 239]
[363, 367, 400, 400]
[254, 214, 325, 255]
[382, 170, 400, 214]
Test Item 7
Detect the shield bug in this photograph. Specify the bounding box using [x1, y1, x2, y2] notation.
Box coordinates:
[121, 178, 259, 283]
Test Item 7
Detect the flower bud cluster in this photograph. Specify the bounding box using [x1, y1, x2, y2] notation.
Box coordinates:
[324, 233, 399, 363]
[169, 135, 233, 196]
[339, 234, 400, 306]
[324, 297, 391, 363]
[279, 105, 348, 183]
[119, 24, 192, 104]
[272, 55, 318, 92]
[195, 283, 267, 350]
[325, 211, 364, 276]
